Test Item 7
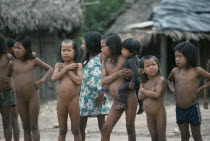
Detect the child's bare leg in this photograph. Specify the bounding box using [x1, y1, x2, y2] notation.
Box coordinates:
[80, 116, 88, 141]
[146, 115, 158, 141]
[69, 96, 82, 141]
[125, 92, 137, 141]
[178, 123, 190, 141]
[156, 107, 166, 141]
[1, 106, 12, 141]
[11, 106, 20, 141]
[57, 99, 68, 141]
[101, 102, 124, 141]
[191, 125, 203, 141]
[29, 93, 40, 141]
[97, 115, 105, 134]
[17, 98, 31, 140]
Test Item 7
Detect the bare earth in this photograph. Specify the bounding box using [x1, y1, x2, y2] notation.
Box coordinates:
[1, 97, 210, 141]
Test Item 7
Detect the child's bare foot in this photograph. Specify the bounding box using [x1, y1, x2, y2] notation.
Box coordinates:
[137, 106, 144, 115]
[115, 104, 127, 110]
[129, 82, 135, 89]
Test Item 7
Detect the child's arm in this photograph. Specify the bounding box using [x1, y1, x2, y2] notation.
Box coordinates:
[167, 68, 176, 94]
[138, 83, 146, 100]
[52, 63, 66, 82]
[67, 63, 83, 85]
[203, 61, 210, 109]
[96, 85, 108, 107]
[140, 77, 165, 99]
[101, 61, 123, 85]
[35, 58, 53, 88]
[128, 57, 139, 89]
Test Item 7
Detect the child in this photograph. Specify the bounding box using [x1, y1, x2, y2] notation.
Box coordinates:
[8, 35, 53, 141]
[79, 31, 110, 141]
[6, 38, 20, 141]
[115, 38, 140, 110]
[101, 33, 137, 141]
[203, 59, 210, 109]
[52, 39, 82, 141]
[138, 55, 166, 141]
[0, 33, 14, 141]
[167, 41, 210, 141]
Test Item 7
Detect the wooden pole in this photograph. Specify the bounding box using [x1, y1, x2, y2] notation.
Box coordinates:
[160, 35, 167, 79]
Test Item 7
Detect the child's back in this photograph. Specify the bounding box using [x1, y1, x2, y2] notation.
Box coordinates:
[0, 54, 12, 92]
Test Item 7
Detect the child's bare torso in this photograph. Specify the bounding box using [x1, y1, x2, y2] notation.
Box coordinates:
[12, 59, 37, 100]
[0, 54, 11, 92]
[56, 64, 79, 106]
[174, 67, 199, 109]
[143, 77, 165, 116]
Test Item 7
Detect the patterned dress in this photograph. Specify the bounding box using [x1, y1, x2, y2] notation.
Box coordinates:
[80, 54, 110, 117]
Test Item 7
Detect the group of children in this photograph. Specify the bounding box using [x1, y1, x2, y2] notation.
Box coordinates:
[0, 32, 210, 141]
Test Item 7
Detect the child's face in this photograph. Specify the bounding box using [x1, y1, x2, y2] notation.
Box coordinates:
[81, 38, 86, 53]
[61, 42, 75, 62]
[121, 48, 132, 58]
[175, 51, 187, 68]
[143, 58, 159, 77]
[101, 40, 111, 58]
[13, 42, 26, 59]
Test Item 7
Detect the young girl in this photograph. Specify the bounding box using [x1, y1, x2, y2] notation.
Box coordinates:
[167, 41, 210, 141]
[8, 35, 53, 141]
[115, 38, 140, 110]
[204, 59, 210, 109]
[52, 39, 82, 141]
[79, 31, 110, 141]
[101, 33, 137, 141]
[138, 55, 166, 141]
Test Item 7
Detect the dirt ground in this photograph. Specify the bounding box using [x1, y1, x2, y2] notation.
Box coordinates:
[1, 96, 210, 141]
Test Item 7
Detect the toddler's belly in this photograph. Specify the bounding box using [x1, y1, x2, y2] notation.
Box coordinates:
[143, 98, 162, 117]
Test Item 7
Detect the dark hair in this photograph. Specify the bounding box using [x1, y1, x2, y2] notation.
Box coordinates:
[0, 33, 8, 56]
[174, 41, 197, 68]
[15, 35, 35, 60]
[122, 38, 140, 55]
[102, 33, 122, 66]
[6, 38, 15, 57]
[140, 55, 161, 83]
[58, 39, 79, 63]
[82, 31, 102, 66]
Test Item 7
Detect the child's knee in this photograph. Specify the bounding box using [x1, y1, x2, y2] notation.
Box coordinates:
[126, 124, 135, 134]
[59, 127, 68, 136]
[181, 132, 190, 140]
[71, 127, 80, 136]
[192, 133, 202, 141]
[102, 124, 112, 135]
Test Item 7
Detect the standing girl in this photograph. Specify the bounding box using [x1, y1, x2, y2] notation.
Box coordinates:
[79, 31, 110, 141]
[8, 35, 53, 141]
[52, 39, 82, 141]
[138, 55, 166, 141]
[167, 41, 210, 141]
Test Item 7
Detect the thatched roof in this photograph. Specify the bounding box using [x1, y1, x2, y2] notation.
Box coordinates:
[107, 0, 160, 33]
[0, 0, 83, 34]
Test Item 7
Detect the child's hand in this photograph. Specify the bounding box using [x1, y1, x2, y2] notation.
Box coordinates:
[96, 92, 104, 107]
[3, 79, 12, 91]
[58, 64, 64, 72]
[203, 98, 209, 109]
[138, 92, 146, 100]
[122, 68, 132, 79]
[35, 80, 43, 89]
[65, 63, 78, 71]
[194, 88, 201, 99]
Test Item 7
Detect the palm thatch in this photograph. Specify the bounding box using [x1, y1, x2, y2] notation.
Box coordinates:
[0, 0, 83, 34]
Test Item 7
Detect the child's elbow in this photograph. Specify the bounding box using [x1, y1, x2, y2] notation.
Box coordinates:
[76, 79, 82, 85]
[51, 77, 57, 82]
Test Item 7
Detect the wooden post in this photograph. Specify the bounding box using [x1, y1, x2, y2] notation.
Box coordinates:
[197, 42, 200, 66]
[160, 35, 167, 80]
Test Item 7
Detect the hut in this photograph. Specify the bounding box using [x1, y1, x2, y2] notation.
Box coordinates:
[0, 0, 83, 101]
[108, 0, 210, 79]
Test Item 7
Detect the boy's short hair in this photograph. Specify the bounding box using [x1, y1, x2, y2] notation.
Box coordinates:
[174, 41, 197, 68]
[122, 38, 140, 55]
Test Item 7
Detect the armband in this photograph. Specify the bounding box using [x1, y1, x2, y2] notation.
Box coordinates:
[100, 88, 107, 93]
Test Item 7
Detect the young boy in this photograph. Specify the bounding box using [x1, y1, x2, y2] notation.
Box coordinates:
[167, 41, 210, 141]
[0, 34, 15, 141]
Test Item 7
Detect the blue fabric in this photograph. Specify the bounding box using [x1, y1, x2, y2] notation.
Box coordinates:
[176, 103, 201, 126]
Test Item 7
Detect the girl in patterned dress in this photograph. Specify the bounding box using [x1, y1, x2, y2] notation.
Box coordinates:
[79, 31, 110, 141]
